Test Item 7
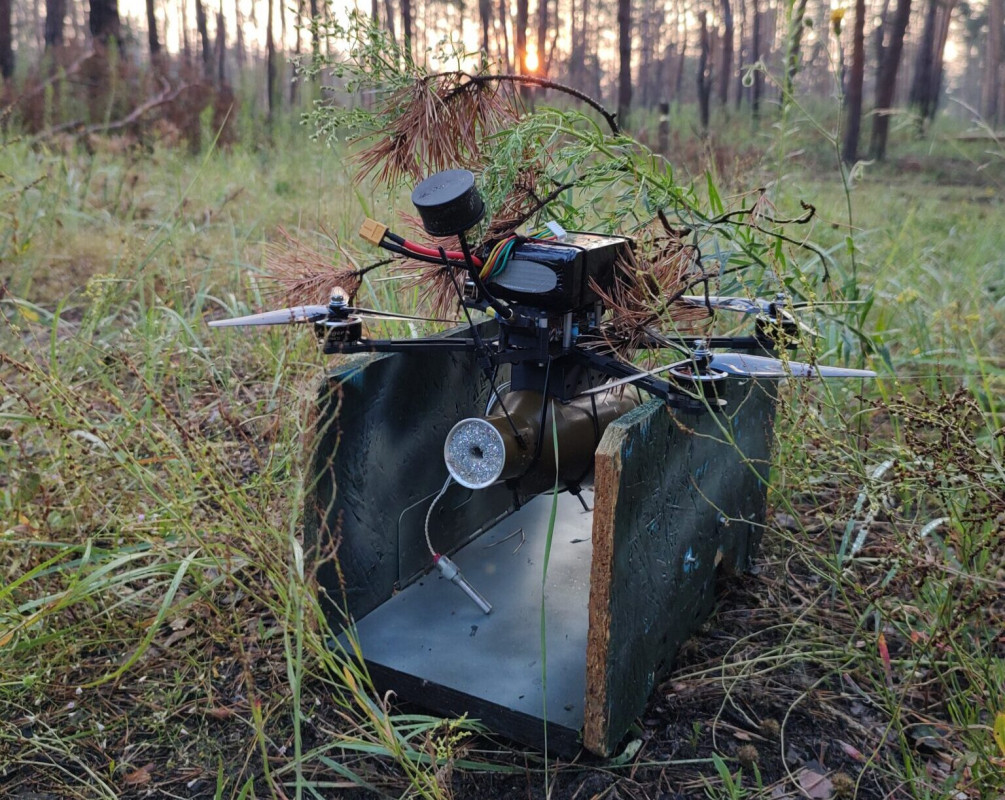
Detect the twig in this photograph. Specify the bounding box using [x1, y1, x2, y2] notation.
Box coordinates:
[455, 73, 621, 134]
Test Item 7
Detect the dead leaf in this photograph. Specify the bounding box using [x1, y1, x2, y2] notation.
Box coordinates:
[123, 763, 154, 785]
[206, 706, 235, 719]
[797, 768, 834, 800]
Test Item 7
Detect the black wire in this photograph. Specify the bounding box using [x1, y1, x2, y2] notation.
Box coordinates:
[517, 356, 552, 481]
[379, 240, 468, 269]
[458, 231, 513, 320]
[440, 246, 526, 448]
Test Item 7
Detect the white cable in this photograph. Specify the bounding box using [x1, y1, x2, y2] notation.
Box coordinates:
[424, 475, 453, 557]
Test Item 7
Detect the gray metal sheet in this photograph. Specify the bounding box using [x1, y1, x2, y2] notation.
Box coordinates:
[351, 491, 595, 732]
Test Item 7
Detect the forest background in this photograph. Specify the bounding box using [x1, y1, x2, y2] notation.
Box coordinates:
[0, 0, 1003, 798]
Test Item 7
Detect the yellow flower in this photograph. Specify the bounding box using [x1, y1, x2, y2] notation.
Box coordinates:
[830, 7, 845, 33]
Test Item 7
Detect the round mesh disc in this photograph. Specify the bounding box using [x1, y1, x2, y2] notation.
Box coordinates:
[444, 418, 506, 489]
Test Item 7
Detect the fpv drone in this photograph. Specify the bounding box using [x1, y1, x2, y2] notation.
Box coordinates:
[210, 169, 874, 501]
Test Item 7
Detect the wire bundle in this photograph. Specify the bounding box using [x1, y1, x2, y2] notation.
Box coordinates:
[478, 229, 556, 281]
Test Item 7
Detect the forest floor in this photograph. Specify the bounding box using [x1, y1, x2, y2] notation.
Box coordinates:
[0, 109, 1002, 799]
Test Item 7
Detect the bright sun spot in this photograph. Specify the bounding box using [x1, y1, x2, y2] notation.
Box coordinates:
[524, 48, 539, 73]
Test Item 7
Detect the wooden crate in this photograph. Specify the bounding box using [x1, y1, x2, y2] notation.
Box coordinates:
[305, 336, 775, 756]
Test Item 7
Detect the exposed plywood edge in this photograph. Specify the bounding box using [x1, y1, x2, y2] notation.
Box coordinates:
[583, 425, 626, 756]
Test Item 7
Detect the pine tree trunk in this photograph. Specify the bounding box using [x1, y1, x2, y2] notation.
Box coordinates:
[751, 0, 762, 118]
[216, 4, 226, 84]
[719, 0, 733, 105]
[145, 0, 160, 58]
[195, 0, 212, 77]
[88, 0, 121, 46]
[44, 0, 66, 49]
[697, 10, 712, 130]
[842, 0, 866, 162]
[617, 0, 632, 124]
[870, 0, 911, 158]
[402, 0, 413, 59]
[735, 0, 746, 108]
[267, 0, 276, 121]
[909, 0, 938, 122]
[497, 0, 511, 72]
[536, 0, 548, 74]
[984, 0, 1003, 122]
[480, 0, 491, 52]
[310, 0, 320, 55]
[0, 0, 12, 79]
[516, 0, 528, 72]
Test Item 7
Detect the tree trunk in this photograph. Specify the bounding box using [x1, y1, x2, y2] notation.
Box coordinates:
[569, 0, 582, 88]
[929, 0, 958, 119]
[479, 0, 492, 52]
[216, 3, 226, 84]
[751, 0, 762, 118]
[181, 0, 191, 64]
[402, 0, 413, 59]
[674, 7, 687, 98]
[0, 0, 12, 79]
[267, 0, 276, 121]
[516, 0, 528, 72]
[909, 0, 938, 122]
[144, 0, 160, 57]
[497, 0, 511, 72]
[697, 10, 712, 130]
[44, 0, 67, 49]
[536, 0, 549, 74]
[88, 0, 121, 46]
[719, 0, 733, 105]
[842, 0, 866, 162]
[984, 0, 1003, 122]
[735, 0, 746, 108]
[195, 0, 212, 77]
[870, 0, 911, 158]
[617, 0, 632, 124]
[234, 0, 245, 67]
[310, 0, 321, 55]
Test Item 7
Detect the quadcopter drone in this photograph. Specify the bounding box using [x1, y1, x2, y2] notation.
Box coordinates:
[210, 169, 874, 500]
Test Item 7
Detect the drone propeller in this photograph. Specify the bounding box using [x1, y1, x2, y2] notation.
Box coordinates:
[208, 305, 330, 327]
[581, 347, 875, 397]
[208, 302, 456, 328]
[678, 294, 864, 315]
[707, 352, 876, 379]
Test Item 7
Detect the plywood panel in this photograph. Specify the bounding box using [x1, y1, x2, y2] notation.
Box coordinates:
[584, 381, 776, 755]
[304, 328, 514, 624]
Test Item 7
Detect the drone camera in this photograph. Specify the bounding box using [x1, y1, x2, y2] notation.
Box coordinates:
[411, 169, 486, 237]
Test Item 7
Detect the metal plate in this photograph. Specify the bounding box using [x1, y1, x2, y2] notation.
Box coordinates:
[350, 491, 595, 739]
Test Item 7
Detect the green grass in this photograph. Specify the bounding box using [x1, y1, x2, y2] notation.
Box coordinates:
[1, 104, 1002, 799]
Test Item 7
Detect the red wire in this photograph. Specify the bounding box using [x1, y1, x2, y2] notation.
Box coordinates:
[400, 239, 483, 269]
